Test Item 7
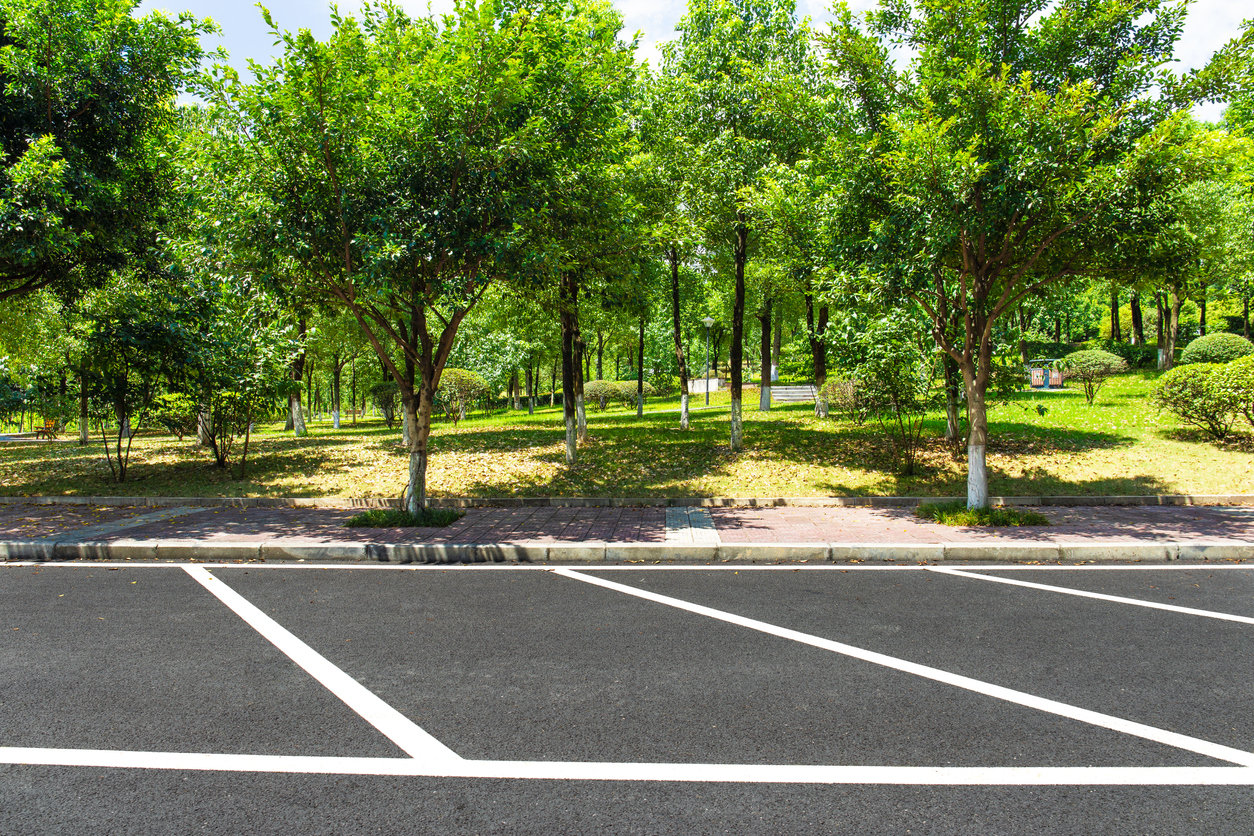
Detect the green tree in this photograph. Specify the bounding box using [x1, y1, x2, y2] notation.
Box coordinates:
[820, 0, 1252, 507]
[662, 0, 813, 450]
[0, 0, 210, 303]
[207, 0, 634, 510]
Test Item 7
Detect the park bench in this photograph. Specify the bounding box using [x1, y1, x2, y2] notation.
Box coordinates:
[34, 420, 59, 440]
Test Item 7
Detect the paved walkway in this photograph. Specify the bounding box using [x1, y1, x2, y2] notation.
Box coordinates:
[1, 501, 1252, 563]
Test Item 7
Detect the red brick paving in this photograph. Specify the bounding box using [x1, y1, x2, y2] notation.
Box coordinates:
[2, 502, 1252, 548]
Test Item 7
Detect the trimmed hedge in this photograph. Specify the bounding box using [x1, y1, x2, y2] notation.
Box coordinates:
[1180, 332, 1254, 365]
[1153, 362, 1247, 440]
[583, 379, 657, 410]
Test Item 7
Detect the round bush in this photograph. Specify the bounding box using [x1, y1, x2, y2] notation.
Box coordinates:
[1062, 349, 1127, 404]
[1229, 355, 1254, 429]
[1180, 332, 1254, 365]
[582, 379, 617, 410]
[1153, 362, 1244, 440]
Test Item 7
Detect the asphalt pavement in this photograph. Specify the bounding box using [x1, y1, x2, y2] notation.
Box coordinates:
[1, 562, 1252, 834]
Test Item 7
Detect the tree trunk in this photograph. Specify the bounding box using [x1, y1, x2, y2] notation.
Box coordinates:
[560, 273, 579, 464]
[730, 221, 747, 451]
[943, 354, 962, 443]
[509, 370, 520, 410]
[1053, 316, 1061, 343]
[668, 248, 691, 430]
[550, 356, 557, 407]
[78, 371, 89, 445]
[1199, 294, 1207, 337]
[525, 366, 535, 415]
[758, 295, 772, 411]
[804, 289, 829, 417]
[1109, 285, 1121, 343]
[772, 303, 782, 378]
[332, 363, 342, 429]
[964, 375, 989, 509]
[350, 361, 357, 426]
[1161, 292, 1182, 370]
[1129, 292, 1144, 346]
[288, 324, 309, 437]
[596, 331, 604, 380]
[636, 315, 645, 418]
[574, 310, 587, 442]
[402, 387, 435, 515]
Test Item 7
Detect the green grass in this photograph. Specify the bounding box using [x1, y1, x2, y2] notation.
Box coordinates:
[344, 507, 464, 527]
[916, 500, 1051, 527]
[0, 373, 1250, 498]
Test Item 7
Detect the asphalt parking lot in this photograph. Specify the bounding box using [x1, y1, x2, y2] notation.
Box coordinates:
[1, 562, 1252, 834]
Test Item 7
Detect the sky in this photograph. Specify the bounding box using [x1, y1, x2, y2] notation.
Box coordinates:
[140, 0, 1250, 121]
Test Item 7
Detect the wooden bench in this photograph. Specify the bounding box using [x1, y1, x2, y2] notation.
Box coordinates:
[34, 420, 58, 440]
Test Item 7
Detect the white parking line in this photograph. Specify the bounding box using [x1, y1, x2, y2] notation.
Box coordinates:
[926, 566, 1254, 624]
[553, 568, 1254, 768]
[182, 566, 460, 763]
[2, 746, 1254, 785]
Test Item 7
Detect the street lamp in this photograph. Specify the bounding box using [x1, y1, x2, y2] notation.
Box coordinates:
[702, 316, 715, 406]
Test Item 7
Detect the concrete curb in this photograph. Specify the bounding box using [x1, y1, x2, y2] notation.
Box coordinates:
[1, 494, 1253, 509]
[3, 539, 1250, 564]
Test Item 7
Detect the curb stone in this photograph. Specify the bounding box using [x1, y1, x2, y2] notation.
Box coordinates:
[1, 539, 1250, 564]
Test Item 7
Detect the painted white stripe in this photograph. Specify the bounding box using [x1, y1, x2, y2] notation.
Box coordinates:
[2, 747, 1253, 785]
[181, 565, 459, 762]
[926, 567, 1254, 624]
[553, 568, 1254, 768]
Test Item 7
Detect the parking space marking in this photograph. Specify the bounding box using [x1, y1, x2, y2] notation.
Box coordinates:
[926, 566, 1254, 624]
[2, 746, 1254, 784]
[182, 566, 459, 763]
[553, 568, 1254, 768]
[3, 562, 1253, 571]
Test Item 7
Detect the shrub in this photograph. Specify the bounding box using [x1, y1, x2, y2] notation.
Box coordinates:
[582, 379, 617, 411]
[436, 368, 491, 424]
[1180, 332, 1254, 365]
[583, 379, 657, 410]
[345, 507, 464, 528]
[1081, 339, 1157, 369]
[1153, 363, 1244, 440]
[819, 376, 868, 425]
[151, 393, 199, 441]
[917, 500, 1050, 527]
[1062, 349, 1128, 404]
[1229, 355, 1254, 429]
[370, 380, 399, 428]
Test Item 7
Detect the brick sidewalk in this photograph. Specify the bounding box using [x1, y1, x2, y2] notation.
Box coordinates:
[2, 502, 1252, 552]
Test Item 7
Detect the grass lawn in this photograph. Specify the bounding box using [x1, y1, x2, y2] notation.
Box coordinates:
[0, 373, 1250, 498]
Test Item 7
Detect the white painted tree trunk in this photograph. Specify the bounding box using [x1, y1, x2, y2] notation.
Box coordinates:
[814, 396, 828, 419]
[967, 442, 989, 509]
[289, 393, 307, 437]
[730, 398, 742, 451]
[401, 409, 411, 447]
[332, 409, 340, 430]
[575, 395, 587, 442]
[565, 412, 577, 464]
[759, 385, 770, 411]
[680, 393, 689, 430]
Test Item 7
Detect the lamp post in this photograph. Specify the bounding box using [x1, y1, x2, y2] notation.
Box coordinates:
[703, 316, 715, 406]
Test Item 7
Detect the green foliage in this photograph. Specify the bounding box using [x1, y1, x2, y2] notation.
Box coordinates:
[1082, 339, 1158, 370]
[848, 317, 938, 475]
[0, 0, 211, 302]
[819, 376, 868, 425]
[1180, 332, 1254, 365]
[344, 507, 463, 528]
[584, 379, 658, 411]
[1154, 363, 1245, 440]
[1062, 350, 1128, 405]
[436, 368, 491, 425]
[370, 381, 399, 429]
[916, 501, 1050, 527]
[1223, 355, 1254, 430]
[151, 392, 198, 441]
